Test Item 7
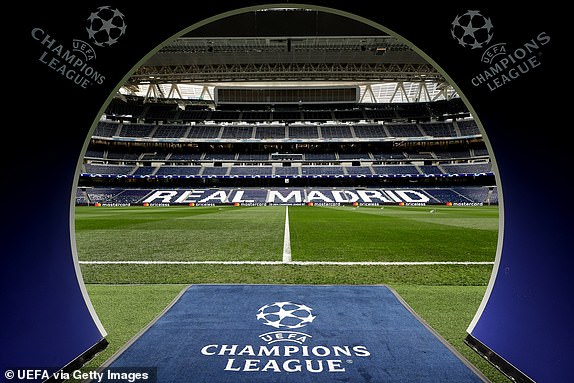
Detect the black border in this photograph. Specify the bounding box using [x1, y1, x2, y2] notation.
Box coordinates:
[45, 338, 109, 383]
[465, 335, 535, 383]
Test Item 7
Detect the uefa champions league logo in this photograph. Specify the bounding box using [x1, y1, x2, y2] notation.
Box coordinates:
[201, 300, 370, 373]
[450, 10, 504, 64]
[451, 10, 494, 50]
[449, 9, 551, 91]
[30, 5, 127, 88]
[257, 301, 316, 344]
[257, 302, 316, 329]
[75, 5, 126, 62]
[86, 6, 127, 47]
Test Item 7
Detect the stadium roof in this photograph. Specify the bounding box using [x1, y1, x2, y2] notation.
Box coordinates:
[120, 8, 457, 103]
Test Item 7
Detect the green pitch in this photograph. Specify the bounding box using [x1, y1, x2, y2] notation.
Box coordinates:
[76, 206, 498, 285]
[290, 205, 497, 262]
[76, 206, 285, 262]
[76, 204, 498, 285]
[75, 204, 506, 383]
[75, 204, 498, 264]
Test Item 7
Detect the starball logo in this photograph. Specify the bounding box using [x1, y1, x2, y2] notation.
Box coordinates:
[257, 301, 316, 344]
[450, 10, 551, 91]
[199, 301, 372, 374]
[30, 5, 126, 89]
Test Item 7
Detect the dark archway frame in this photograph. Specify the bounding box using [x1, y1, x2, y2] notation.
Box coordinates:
[4, 3, 567, 383]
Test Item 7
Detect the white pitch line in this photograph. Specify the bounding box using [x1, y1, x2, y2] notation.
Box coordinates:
[283, 206, 292, 263]
[79, 261, 494, 266]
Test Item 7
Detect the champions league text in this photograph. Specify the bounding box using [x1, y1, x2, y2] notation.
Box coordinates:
[200, 344, 371, 373]
[31, 28, 105, 88]
[471, 32, 550, 91]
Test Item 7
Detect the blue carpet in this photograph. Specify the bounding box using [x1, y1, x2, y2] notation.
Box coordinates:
[98, 285, 487, 383]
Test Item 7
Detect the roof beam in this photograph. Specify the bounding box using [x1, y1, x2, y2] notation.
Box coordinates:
[127, 63, 443, 84]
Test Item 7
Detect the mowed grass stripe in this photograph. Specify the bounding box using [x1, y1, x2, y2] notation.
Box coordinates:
[75, 205, 285, 262]
[76, 205, 499, 263]
[328, 205, 499, 231]
[80, 263, 493, 285]
[289, 205, 498, 262]
[79, 261, 493, 265]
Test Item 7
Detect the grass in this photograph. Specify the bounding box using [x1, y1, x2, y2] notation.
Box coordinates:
[75, 205, 498, 264]
[80, 263, 493, 285]
[75, 206, 284, 261]
[75, 204, 505, 382]
[392, 285, 506, 383]
[290, 206, 498, 262]
[81, 284, 186, 372]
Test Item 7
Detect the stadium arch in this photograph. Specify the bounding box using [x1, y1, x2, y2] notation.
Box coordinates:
[76, 2, 509, 380]
[82, 0, 505, 378]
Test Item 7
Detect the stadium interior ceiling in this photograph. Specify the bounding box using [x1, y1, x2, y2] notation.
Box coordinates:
[83, 7, 493, 192]
[120, 8, 456, 103]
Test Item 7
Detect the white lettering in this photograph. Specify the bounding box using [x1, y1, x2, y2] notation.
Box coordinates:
[258, 345, 280, 357]
[332, 346, 352, 357]
[312, 346, 331, 357]
[238, 345, 256, 356]
[327, 359, 346, 372]
[331, 190, 359, 203]
[175, 190, 205, 203]
[384, 190, 403, 203]
[31, 27, 44, 41]
[201, 344, 371, 357]
[218, 344, 238, 356]
[284, 345, 299, 357]
[224, 358, 241, 371]
[395, 190, 430, 203]
[353, 345, 371, 357]
[284, 359, 302, 373]
[261, 359, 281, 372]
[244, 359, 260, 372]
[357, 190, 391, 203]
[200, 190, 229, 203]
[201, 344, 218, 356]
[267, 190, 302, 203]
[537, 31, 551, 45]
[306, 359, 324, 373]
[143, 190, 177, 203]
[305, 190, 333, 203]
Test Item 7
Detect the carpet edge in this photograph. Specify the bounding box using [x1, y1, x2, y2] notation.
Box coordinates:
[385, 285, 492, 383]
